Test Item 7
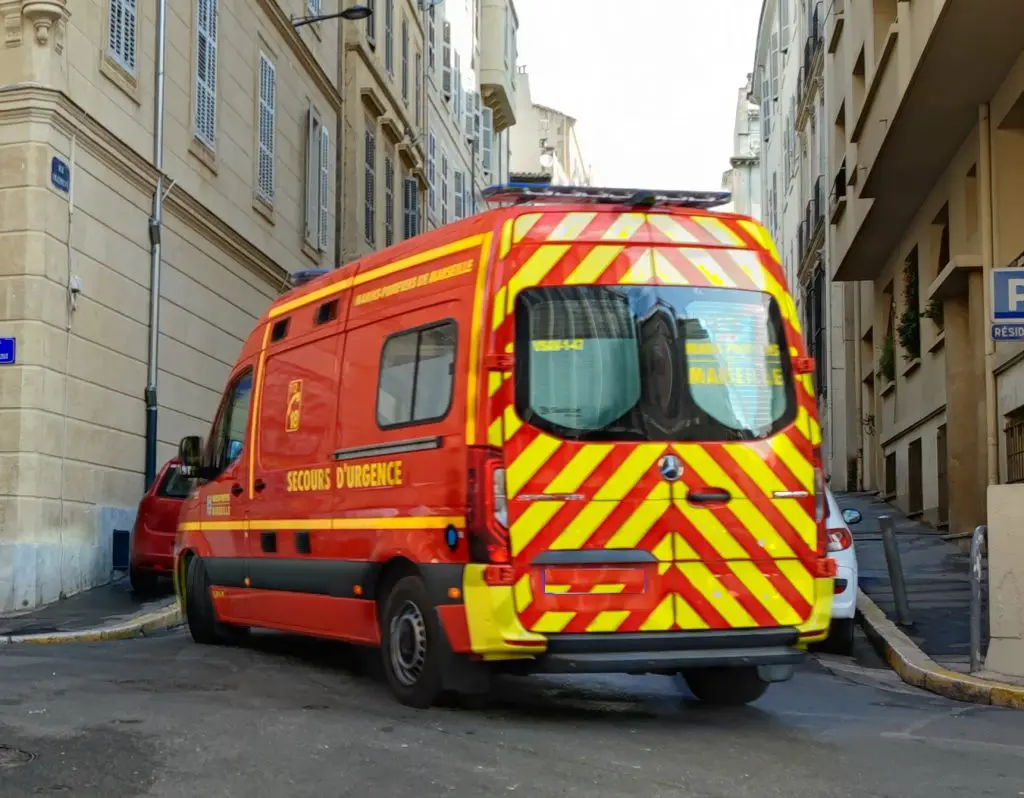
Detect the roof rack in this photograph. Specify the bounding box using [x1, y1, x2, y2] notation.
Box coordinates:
[481, 183, 732, 210]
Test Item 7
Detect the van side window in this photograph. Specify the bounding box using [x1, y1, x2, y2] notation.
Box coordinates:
[207, 370, 254, 474]
[377, 321, 457, 428]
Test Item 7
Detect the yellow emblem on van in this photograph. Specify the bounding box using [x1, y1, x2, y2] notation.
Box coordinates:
[286, 380, 303, 432]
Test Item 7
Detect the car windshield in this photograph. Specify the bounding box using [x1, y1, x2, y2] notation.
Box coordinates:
[158, 465, 195, 499]
[514, 284, 796, 442]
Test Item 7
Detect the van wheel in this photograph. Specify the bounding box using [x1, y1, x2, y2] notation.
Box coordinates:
[184, 556, 249, 646]
[819, 617, 855, 656]
[380, 576, 448, 709]
[683, 666, 769, 706]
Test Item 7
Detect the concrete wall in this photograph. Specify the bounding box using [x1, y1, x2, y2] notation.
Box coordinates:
[0, 0, 340, 610]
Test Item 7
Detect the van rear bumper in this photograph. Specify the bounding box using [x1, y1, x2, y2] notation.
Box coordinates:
[522, 629, 805, 675]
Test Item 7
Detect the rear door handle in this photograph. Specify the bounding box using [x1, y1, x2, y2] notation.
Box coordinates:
[687, 489, 732, 503]
[254, 479, 266, 493]
[230, 484, 243, 497]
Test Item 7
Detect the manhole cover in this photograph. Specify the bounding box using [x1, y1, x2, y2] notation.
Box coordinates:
[0, 745, 34, 768]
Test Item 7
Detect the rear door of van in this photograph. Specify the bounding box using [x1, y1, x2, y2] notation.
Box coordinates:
[491, 209, 821, 638]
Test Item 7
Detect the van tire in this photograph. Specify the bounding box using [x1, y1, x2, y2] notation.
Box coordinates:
[683, 666, 769, 706]
[380, 575, 448, 709]
[184, 556, 249, 647]
[819, 617, 855, 656]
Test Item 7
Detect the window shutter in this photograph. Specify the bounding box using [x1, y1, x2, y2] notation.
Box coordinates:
[441, 23, 452, 99]
[770, 31, 779, 99]
[401, 19, 409, 101]
[453, 170, 464, 219]
[427, 5, 435, 73]
[195, 0, 218, 146]
[257, 54, 275, 202]
[366, 0, 376, 45]
[440, 150, 448, 224]
[414, 52, 422, 127]
[453, 52, 461, 120]
[480, 107, 493, 172]
[427, 131, 436, 211]
[364, 129, 376, 244]
[108, 0, 137, 74]
[384, 154, 394, 246]
[403, 177, 420, 240]
[465, 90, 476, 140]
[304, 107, 316, 242]
[384, 0, 394, 75]
[318, 125, 330, 251]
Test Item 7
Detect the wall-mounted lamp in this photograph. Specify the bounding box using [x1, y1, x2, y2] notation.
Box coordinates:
[292, 4, 372, 29]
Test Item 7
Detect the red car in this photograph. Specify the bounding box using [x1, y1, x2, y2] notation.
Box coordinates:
[130, 459, 194, 594]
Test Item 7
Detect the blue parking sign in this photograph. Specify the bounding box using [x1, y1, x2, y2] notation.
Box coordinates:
[0, 337, 15, 365]
[992, 267, 1024, 320]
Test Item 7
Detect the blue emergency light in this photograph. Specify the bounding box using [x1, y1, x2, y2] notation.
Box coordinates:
[481, 184, 732, 210]
[289, 268, 330, 288]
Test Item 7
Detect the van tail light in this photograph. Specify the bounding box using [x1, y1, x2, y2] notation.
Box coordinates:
[827, 526, 853, 552]
[467, 446, 510, 565]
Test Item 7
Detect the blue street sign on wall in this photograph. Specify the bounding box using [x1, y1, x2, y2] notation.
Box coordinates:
[991, 267, 1024, 340]
[0, 337, 15, 365]
[51, 155, 70, 193]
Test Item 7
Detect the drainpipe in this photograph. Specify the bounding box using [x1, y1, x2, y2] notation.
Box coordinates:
[980, 103, 999, 486]
[144, 0, 168, 489]
[853, 283, 863, 490]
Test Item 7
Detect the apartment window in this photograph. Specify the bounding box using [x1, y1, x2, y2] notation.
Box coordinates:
[384, 0, 394, 76]
[780, 0, 790, 47]
[761, 74, 771, 140]
[366, 0, 376, 46]
[441, 150, 449, 224]
[453, 51, 462, 121]
[454, 170, 464, 219]
[810, 264, 826, 396]
[441, 22, 452, 100]
[403, 177, 420, 240]
[364, 127, 376, 245]
[304, 108, 331, 251]
[384, 152, 395, 247]
[427, 4, 436, 73]
[770, 31, 779, 98]
[256, 53, 276, 203]
[1006, 408, 1024, 483]
[194, 0, 218, 148]
[414, 52, 422, 126]
[481, 107, 493, 173]
[401, 18, 409, 101]
[307, 0, 320, 12]
[377, 322, 457, 429]
[427, 131, 436, 211]
[107, 0, 137, 75]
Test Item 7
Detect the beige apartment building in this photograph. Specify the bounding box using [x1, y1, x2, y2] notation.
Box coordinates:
[0, 0, 341, 610]
[826, 0, 1024, 538]
[341, 0, 427, 259]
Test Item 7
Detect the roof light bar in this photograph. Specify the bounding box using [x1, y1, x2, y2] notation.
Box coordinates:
[289, 268, 330, 288]
[481, 183, 732, 210]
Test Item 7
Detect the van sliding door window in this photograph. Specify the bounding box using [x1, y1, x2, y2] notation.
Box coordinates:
[207, 370, 254, 473]
[377, 321, 457, 428]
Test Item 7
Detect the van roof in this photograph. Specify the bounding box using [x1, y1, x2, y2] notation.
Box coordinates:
[259, 190, 769, 332]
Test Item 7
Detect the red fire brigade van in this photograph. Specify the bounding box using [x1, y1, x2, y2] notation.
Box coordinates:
[174, 185, 834, 709]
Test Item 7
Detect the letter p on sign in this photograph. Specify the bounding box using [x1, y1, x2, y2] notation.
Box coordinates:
[1010, 279, 1024, 312]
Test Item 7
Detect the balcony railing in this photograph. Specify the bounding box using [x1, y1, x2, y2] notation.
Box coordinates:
[799, 175, 826, 262]
[803, 1, 824, 87]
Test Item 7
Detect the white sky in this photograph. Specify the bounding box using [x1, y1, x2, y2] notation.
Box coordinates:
[513, 0, 762, 191]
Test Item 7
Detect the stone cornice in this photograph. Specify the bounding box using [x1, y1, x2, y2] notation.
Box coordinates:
[254, 0, 343, 111]
[0, 87, 289, 288]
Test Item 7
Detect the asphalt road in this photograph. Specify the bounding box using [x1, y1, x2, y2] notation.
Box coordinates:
[1, 628, 1022, 798]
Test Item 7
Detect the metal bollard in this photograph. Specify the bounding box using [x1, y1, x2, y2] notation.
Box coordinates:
[880, 514, 913, 627]
[970, 525, 987, 674]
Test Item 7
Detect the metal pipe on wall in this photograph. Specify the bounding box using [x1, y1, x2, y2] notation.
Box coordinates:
[144, 0, 168, 489]
[980, 103, 999, 486]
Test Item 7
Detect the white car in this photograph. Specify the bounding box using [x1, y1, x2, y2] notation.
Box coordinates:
[820, 489, 861, 655]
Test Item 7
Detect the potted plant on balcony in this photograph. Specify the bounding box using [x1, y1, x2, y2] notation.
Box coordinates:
[877, 332, 895, 383]
[897, 265, 921, 361]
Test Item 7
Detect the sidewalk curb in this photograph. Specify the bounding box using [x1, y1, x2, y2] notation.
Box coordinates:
[857, 588, 1024, 709]
[0, 601, 182, 645]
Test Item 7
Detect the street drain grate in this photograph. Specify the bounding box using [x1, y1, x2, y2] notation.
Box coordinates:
[0, 745, 34, 768]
